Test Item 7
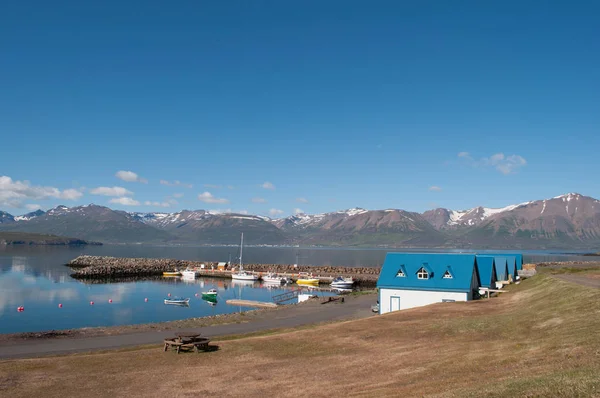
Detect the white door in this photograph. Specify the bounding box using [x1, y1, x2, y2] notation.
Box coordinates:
[390, 296, 400, 312]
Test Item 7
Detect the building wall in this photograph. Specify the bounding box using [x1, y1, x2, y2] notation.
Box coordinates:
[379, 288, 468, 314]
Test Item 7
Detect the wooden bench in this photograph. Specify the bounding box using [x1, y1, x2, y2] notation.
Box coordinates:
[164, 337, 211, 353]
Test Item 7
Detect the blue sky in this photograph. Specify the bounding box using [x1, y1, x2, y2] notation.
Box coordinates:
[1, 1, 599, 216]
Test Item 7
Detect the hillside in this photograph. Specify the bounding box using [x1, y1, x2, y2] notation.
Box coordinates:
[0, 232, 101, 246]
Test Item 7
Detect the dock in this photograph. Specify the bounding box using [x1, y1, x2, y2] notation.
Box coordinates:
[225, 299, 279, 308]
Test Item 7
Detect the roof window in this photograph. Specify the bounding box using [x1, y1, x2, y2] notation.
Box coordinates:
[417, 267, 429, 280]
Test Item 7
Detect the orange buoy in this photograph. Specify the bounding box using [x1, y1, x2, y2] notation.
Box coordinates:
[58, 303, 63, 308]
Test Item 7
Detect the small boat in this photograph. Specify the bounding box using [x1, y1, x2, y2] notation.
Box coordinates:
[202, 288, 218, 297]
[202, 295, 217, 305]
[262, 272, 287, 284]
[330, 276, 355, 289]
[181, 269, 196, 279]
[164, 297, 190, 305]
[231, 233, 260, 281]
[163, 271, 181, 277]
[296, 273, 319, 286]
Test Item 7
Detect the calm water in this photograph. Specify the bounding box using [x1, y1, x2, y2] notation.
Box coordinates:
[0, 245, 595, 334]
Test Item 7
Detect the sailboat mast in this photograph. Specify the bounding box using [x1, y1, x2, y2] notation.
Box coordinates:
[239, 233, 244, 271]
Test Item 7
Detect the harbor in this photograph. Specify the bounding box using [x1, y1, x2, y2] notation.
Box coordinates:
[67, 255, 380, 286]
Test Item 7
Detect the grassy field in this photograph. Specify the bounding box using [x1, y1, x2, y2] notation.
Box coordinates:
[2, 272, 600, 397]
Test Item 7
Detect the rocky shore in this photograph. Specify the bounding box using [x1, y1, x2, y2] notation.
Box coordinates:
[67, 255, 381, 285]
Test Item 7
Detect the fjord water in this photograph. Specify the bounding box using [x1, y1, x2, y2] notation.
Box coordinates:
[0, 245, 593, 334]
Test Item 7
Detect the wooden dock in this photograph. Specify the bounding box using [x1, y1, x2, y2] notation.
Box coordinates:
[225, 299, 279, 308]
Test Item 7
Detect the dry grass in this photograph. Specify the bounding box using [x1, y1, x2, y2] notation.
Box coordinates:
[2, 273, 600, 397]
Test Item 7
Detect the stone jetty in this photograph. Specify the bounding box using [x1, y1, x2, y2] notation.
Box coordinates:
[67, 255, 381, 285]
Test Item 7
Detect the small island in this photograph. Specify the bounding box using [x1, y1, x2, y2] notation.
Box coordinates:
[0, 232, 102, 246]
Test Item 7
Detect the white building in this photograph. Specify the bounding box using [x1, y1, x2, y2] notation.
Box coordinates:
[376, 253, 480, 314]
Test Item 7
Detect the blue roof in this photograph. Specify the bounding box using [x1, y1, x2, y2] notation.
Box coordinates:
[475, 256, 496, 288]
[377, 253, 478, 292]
[505, 256, 518, 278]
[484, 253, 523, 270]
[493, 257, 509, 280]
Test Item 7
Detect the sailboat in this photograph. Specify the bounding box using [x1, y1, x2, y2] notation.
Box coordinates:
[231, 233, 259, 281]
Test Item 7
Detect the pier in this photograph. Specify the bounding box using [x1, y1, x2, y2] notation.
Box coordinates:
[225, 299, 279, 308]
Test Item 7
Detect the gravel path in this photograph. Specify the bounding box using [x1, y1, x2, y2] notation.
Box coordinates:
[0, 294, 376, 359]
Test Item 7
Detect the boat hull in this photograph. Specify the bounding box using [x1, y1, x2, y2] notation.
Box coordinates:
[297, 279, 319, 286]
[232, 273, 259, 281]
[163, 272, 181, 277]
[330, 282, 354, 289]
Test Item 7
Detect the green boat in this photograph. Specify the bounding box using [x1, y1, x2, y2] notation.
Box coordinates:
[201, 289, 218, 302]
[201, 295, 217, 305]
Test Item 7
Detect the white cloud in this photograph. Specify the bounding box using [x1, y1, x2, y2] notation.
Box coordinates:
[61, 188, 84, 200]
[25, 204, 42, 211]
[144, 200, 173, 208]
[429, 186, 442, 192]
[293, 208, 304, 215]
[198, 192, 229, 204]
[296, 197, 309, 203]
[116, 170, 147, 184]
[269, 208, 284, 216]
[261, 181, 276, 190]
[0, 175, 83, 208]
[109, 197, 140, 206]
[160, 180, 193, 188]
[208, 209, 248, 215]
[90, 186, 133, 197]
[172, 193, 184, 198]
[252, 197, 267, 203]
[457, 152, 527, 175]
[485, 153, 527, 175]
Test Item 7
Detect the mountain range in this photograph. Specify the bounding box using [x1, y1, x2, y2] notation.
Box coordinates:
[0, 193, 599, 248]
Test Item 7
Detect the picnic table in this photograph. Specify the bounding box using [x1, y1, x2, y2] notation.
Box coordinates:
[164, 333, 211, 353]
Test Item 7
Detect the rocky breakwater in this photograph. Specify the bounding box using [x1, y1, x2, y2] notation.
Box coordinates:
[67, 255, 382, 285]
[68, 255, 202, 278]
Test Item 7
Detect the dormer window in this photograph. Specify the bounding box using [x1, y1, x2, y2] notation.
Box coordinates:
[396, 266, 406, 277]
[443, 270, 453, 279]
[417, 267, 429, 280]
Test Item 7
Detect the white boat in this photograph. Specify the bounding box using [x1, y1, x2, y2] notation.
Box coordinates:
[330, 276, 355, 289]
[181, 269, 196, 279]
[164, 297, 190, 305]
[231, 233, 259, 281]
[262, 272, 287, 284]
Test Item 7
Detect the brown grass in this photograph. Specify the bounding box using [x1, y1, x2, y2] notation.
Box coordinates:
[2, 273, 600, 397]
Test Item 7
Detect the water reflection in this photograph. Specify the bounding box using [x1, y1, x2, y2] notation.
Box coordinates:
[1, 245, 598, 334]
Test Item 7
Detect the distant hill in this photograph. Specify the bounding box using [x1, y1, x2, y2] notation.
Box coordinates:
[2, 193, 600, 248]
[0, 232, 101, 246]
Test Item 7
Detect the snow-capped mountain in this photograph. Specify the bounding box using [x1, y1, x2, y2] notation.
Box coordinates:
[1, 193, 600, 247]
[14, 209, 46, 221]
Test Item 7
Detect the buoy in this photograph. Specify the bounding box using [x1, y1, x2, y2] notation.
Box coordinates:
[144, 298, 148, 302]
[90, 301, 94, 305]
[17, 306, 23, 311]
[168, 293, 171, 297]
[58, 303, 63, 308]
[108, 299, 113, 303]
[195, 293, 198, 297]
